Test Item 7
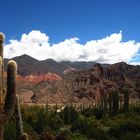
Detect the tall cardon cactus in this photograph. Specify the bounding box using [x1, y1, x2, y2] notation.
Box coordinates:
[0, 60, 17, 139]
[0, 33, 28, 140]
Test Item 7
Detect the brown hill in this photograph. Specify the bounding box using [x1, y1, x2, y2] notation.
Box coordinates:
[63, 62, 140, 102]
[8, 57, 138, 104]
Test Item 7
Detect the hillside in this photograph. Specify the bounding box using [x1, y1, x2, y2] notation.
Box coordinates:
[4, 54, 103, 76]
[4, 55, 139, 104]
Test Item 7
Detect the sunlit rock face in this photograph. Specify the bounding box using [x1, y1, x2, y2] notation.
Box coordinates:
[17, 73, 62, 83]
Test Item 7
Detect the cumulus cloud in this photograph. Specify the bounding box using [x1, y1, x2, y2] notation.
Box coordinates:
[4, 30, 140, 64]
[130, 62, 140, 65]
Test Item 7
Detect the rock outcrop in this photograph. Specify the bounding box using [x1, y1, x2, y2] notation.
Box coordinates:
[16, 62, 140, 104]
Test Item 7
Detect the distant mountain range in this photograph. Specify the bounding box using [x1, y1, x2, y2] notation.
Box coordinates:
[3, 55, 140, 104]
[4, 54, 109, 76]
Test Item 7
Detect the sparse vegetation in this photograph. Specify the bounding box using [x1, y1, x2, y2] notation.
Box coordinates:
[1, 32, 140, 140]
[3, 101, 140, 140]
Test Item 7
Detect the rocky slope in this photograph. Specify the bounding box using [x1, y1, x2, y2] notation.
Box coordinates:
[5, 55, 138, 105]
[63, 62, 140, 103]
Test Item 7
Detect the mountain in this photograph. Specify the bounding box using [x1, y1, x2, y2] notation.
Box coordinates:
[63, 62, 140, 103]
[3, 55, 140, 104]
[4, 54, 108, 76]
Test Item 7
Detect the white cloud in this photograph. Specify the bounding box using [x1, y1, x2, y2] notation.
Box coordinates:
[130, 62, 140, 65]
[4, 30, 140, 64]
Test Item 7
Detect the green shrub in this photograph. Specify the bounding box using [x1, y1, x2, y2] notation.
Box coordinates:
[23, 122, 40, 140]
[70, 133, 88, 140]
[4, 122, 17, 140]
[59, 106, 79, 124]
[41, 130, 55, 140]
[48, 115, 64, 131]
[109, 121, 140, 138]
[81, 107, 104, 119]
[71, 115, 108, 139]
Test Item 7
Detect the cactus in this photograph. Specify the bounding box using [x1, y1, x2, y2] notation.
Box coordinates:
[103, 93, 108, 125]
[0, 33, 4, 105]
[108, 93, 112, 114]
[0, 32, 4, 105]
[15, 94, 28, 140]
[0, 57, 3, 104]
[0, 32, 4, 57]
[0, 60, 17, 140]
[15, 94, 24, 138]
[112, 90, 119, 115]
[0, 33, 28, 140]
[123, 88, 129, 112]
[4, 60, 17, 117]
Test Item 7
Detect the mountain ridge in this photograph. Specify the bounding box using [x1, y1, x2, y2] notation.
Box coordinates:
[3, 55, 140, 104]
[4, 54, 109, 76]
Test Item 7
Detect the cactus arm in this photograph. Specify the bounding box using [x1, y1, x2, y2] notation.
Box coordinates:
[0, 57, 2, 104]
[0, 33, 5, 140]
[15, 95, 29, 140]
[0, 32, 4, 57]
[4, 60, 17, 119]
[0, 33, 4, 105]
[15, 94, 24, 137]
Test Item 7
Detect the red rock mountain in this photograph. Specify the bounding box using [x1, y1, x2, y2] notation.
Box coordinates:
[4, 55, 140, 104]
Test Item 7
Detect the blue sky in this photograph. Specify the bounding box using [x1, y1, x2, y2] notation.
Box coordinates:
[1, 0, 140, 64]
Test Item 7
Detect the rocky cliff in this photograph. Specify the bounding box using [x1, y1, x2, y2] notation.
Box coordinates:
[3, 55, 139, 104]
